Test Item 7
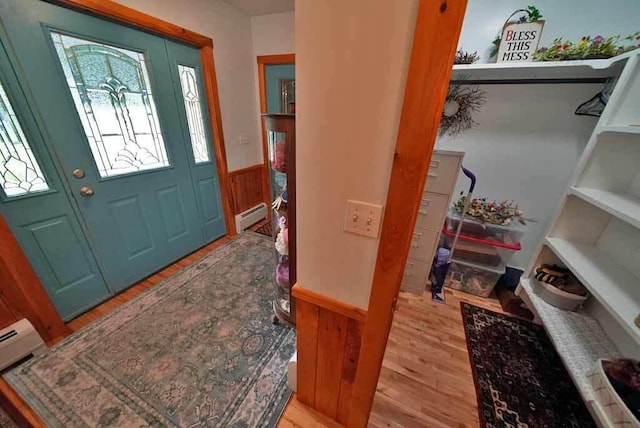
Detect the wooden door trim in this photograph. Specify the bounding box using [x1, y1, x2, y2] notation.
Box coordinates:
[346, 1, 468, 426]
[49, 0, 235, 236]
[256, 54, 295, 210]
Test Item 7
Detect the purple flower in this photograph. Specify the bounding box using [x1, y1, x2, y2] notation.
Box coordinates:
[518, 16, 527, 23]
[537, 47, 548, 52]
[592, 35, 604, 44]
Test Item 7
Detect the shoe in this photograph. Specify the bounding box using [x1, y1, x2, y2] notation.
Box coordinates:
[432, 292, 445, 303]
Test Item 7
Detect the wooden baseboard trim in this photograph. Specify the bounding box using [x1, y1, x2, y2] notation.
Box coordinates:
[292, 284, 367, 323]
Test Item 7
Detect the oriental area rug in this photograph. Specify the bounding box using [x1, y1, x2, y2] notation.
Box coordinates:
[461, 302, 596, 427]
[5, 233, 295, 427]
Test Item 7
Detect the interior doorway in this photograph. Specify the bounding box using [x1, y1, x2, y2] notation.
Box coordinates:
[256, 54, 295, 210]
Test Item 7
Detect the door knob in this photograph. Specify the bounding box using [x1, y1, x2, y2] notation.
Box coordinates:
[72, 169, 85, 179]
[79, 186, 94, 197]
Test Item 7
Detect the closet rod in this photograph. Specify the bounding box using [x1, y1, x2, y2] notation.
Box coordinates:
[450, 77, 608, 85]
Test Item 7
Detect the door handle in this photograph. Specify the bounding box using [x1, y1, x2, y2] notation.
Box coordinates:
[79, 186, 94, 197]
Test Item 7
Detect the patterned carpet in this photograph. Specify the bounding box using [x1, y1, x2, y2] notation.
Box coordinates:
[461, 303, 595, 427]
[0, 407, 17, 427]
[4, 233, 295, 427]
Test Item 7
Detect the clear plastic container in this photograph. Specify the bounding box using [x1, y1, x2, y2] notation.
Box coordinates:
[441, 226, 521, 267]
[446, 209, 526, 246]
[444, 258, 505, 297]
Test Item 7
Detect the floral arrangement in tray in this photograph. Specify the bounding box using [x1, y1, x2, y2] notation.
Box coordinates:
[534, 32, 640, 61]
[453, 194, 524, 226]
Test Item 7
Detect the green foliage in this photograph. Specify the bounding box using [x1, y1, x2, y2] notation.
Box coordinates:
[534, 32, 640, 61]
[490, 6, 543, 58]
[453, 195, 524, 226]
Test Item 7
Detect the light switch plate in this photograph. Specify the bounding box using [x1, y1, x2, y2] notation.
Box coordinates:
[344, 200, 384, 238]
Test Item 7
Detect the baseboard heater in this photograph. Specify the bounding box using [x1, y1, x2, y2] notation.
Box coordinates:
[235, 202, 267, 232]
[0, 319, 47, 371]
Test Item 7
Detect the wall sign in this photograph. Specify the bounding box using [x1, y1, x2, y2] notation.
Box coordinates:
[497, 21, 544, 62]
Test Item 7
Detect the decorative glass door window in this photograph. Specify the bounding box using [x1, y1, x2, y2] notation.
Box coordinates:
[51, 32, 169, 178]
[0, 81, 49, 197]
[177, 65, 210, 163]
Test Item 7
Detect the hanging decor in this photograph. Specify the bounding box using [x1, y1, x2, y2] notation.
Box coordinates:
[439, 81, 486, 137]
[492, 6, 544, 63]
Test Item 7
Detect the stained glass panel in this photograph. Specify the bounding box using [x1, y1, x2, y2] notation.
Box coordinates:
[0, 82, 50, 197]
[51, 32, 170, 178]
[178, 65, 210, 163]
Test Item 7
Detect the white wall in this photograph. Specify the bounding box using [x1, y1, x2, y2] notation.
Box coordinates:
[437, 85, 598, 268]
[116, 0, 263, 171]
[459, 0, 640, 62]
[443, 0, 640, 268]
[250, 11, 295, 157]
[296, 1, 418, 309]
[251, 12, 295, 56]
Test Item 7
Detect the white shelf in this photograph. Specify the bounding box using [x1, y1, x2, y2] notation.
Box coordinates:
[598, 125, 640, 135]
[545, 237, 640, 344]
[451, 52, 636, 81]
[518, 279, 621, 405]
[570, 187, 640, 229]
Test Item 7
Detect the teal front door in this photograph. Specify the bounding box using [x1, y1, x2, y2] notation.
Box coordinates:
[0, 0, 226, 319]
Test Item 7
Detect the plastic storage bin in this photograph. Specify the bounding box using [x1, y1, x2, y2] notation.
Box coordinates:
[441, 226, 521, 267]
[444, 258, 505, 297]
[587, 359, 640, 427]
[446, 210, 526, 246]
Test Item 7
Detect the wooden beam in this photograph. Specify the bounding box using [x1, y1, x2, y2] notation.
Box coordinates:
[347, 0, 468, 426]
[48, 0, 212, 47]
[257, 54, 296, 65]
[201, 46, 236, 235]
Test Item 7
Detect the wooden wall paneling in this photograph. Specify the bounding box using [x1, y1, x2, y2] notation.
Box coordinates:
[0, 215, 69, 343]
[229, 164, 265, 214]
[293, 284, 366, 424]
[336, 318, 363, 424]
[315, 308, 349, 418]
[0, 298, 17, 330]
[348, 1, 468, 426]
[296, 297, 319, 406]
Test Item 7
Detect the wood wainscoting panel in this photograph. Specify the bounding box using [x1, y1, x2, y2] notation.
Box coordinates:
[292, 284, 367, 424]
[229, 164, 266, 214]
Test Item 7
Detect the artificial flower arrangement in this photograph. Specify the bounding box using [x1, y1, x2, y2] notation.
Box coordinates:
[453, 194, 524, 226]
[534, 32, 640, 61]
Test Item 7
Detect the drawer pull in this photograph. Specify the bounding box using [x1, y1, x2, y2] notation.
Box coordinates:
[412, 232, 422, 240]
[410, 243, 420, 248]
[406, 261, 414, 269]
[403, 272, 412, 277]
[419, 210, 428, 215]
[420, 198, 431, 207]
[430, 160, 440, 169]
[427, 172, 438, 178]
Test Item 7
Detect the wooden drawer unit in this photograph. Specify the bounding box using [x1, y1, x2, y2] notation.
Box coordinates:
[401, 150, 464, 295]
[415, 192, 449, 231]
[425, 152, 462, 195]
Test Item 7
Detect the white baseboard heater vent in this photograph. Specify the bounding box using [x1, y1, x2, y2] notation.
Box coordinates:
[0, 319, 47, 370]
[235, 202, 267, 232]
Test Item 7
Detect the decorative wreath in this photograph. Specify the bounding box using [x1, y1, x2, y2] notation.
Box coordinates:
[439, 81, 486, 137]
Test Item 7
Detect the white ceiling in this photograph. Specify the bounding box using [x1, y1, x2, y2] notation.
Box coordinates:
[222, 0, 294, 16]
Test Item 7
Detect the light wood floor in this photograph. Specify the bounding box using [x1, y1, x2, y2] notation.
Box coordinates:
[368, 288, 504, 428]
[1, 221, 505, 427]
